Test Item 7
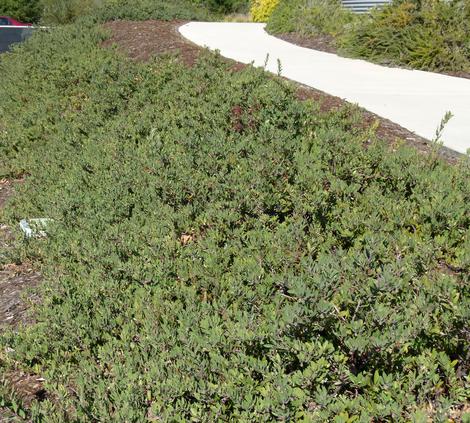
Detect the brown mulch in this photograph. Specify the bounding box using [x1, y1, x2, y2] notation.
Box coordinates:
[0, 179, 41, 332]
[102, 20, 201, 65]
[275, 32, 338, 55]
[444, 69, 470, 80]
[0, 179, 45, 417]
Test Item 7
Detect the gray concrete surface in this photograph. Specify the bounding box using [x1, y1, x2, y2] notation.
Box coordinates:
[179, 22, 470, 154]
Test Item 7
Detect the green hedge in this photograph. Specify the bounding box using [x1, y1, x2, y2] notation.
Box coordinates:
[1, 0, 226, 25]
[39, 0, 214, 24]
[0, 19, 469, 421]
[267, 0, 354, 37]
[193, 0, 250, 13]
[341, 0, 470, 73]
[0, 0, 42, 23]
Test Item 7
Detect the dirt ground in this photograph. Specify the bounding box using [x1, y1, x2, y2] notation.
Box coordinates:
[0, 179, 45, 418]
[275, 32, 337, 55]
[102, 20, 201, 65]
[0, 179, 41, 331]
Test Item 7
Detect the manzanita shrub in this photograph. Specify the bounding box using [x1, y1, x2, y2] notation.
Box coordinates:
[0, 19, 469, 422]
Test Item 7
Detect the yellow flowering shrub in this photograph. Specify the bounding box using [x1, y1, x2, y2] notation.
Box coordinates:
[250, 0, 279, 22]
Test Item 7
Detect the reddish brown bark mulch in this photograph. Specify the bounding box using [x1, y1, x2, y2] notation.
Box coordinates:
[1, 179, 45, 417]
[0, 179, 41, 332]
[275, 32, 338, 55]
[102, 20, 201, 65]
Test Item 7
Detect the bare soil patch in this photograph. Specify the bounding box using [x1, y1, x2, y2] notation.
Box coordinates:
[0, 179, 45, 417]
[0, 180, 41, 332]
[102, 20, 201, 65]
[0, 263, 41, 330]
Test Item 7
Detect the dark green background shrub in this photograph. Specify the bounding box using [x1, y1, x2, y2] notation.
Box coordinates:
[0, 14, 469, 422]
[1, 0, 223, 25]
[341, 0, 470, 72]
[96, 0, 214, 22]
[193, 0, 250, 13]
[267, 0, 355, 37]
[0, 0, 42, 23]
[39, 0, 104, 24]
[268, 0, 470, 74]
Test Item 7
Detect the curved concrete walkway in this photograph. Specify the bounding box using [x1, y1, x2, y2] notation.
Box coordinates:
[179, 22, 470, 154]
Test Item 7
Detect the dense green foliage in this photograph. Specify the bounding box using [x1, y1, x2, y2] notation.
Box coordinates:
[1, 16, 470, 422]
[268, 0, 470, 74]
[96, 0, 214, 23]
[1, 0, 237, 24]
[39, 0, 214, 24]
[341, 0, 470, 72]
[0, 0, 42, 23]
[39, 0, 102, 24]
[267, 0, 354, 37]
[194, 0, 250, 13]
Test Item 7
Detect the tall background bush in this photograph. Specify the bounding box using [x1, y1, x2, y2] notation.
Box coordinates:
[340, 0, 470, 72]
[267, 0, 470, 73]
[267, 0, 354, 36]
[0, 0, 42, 23]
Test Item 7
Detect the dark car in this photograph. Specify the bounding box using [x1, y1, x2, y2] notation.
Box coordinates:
[0, 16, 33, 26]
[0, 17, 34, 53]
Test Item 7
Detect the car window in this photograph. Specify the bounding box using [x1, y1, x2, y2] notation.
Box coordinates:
[0, 18, 11, 25]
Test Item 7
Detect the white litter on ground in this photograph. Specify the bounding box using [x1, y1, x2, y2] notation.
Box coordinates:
[19, 218, 53, 239]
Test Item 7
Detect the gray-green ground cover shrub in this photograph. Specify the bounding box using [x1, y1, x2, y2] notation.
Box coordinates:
[0, 19, 469, 422]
